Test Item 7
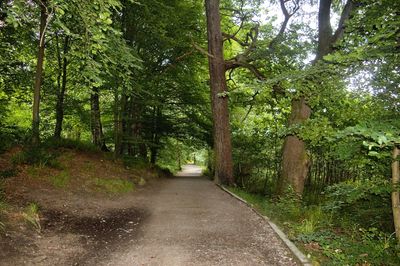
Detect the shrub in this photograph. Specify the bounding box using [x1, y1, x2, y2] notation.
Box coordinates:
[323, 179, 393, 232]
[12, 145, 61, 168]
[0, 125, 29, 154]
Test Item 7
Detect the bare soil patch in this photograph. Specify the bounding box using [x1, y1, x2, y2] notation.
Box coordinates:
[0, 148, 161, 265]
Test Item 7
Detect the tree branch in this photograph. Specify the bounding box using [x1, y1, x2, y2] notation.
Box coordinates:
[268, 0, 300, 51]
[332, 0, 356, 45]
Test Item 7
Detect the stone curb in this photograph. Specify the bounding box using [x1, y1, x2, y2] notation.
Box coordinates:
[217, 185, 312, 266]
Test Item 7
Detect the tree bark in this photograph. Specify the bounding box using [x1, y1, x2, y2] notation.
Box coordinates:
[113, 90, 123, 157]
[205, 0, 234, 185]
[90, 87, 107, 151]
[54, 35, 69, 139]
[392, 146, 400, 242]
[279, 98, 311, 194]
[149, 106, 161, 164]
[32, 1, 48, 145]
[280, 0, 355, 195]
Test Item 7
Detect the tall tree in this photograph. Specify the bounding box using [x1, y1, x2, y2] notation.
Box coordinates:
[54, 34, 69, 139]
[280, 0, 355, 195]
[205, 0, 234, 185]
[32, 0, 49, 145]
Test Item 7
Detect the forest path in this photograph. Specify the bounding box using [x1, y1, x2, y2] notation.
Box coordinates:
[102, 164, 299, 266]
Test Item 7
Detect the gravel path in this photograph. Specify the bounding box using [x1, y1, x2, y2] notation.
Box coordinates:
[103, 165, 299, 266]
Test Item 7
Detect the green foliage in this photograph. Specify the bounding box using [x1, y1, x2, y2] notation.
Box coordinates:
[0, 125, 28, 153]
[0, 167, 17, 179]
[323, 179, 393, 232]
[229, 187, 400, 265]
[13, 145, 60, 168]
[156, 138, 198, 173]
[50, 170, 70, 188]
[122, 156, 149, 170]
[43, 138, 100, 153]
[22, 202, 41, 232]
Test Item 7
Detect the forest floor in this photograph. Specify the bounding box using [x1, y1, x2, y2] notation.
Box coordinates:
[0, 151, 299, 265]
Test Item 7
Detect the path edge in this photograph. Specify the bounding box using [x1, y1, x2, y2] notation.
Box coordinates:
[217, 185, 312, 266]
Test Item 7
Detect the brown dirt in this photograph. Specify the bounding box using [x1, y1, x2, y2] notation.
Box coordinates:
[0, 155, 299, 265]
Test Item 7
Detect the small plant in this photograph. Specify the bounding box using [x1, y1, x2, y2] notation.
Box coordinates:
[94, 178, 135, 194]
[44, 138, 100, 153]
[50, 171, 70, 188]
[298, 218, 318, 235]
[12, 145, 61, 168]
[0, 198, 8, 232]
[22, 202, 41, 232]
[26, 165, 44, 178]
[0, 167, 17, 179]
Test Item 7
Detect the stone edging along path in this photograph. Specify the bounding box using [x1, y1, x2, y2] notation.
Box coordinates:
[217, 185, 312, 266]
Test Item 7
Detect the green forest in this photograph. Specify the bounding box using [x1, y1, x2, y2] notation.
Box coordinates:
[0, 0, 399, 265]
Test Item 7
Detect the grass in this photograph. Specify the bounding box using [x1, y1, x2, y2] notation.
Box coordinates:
[50, 171, 70, 188]
[0, 198, 8, 232]
[26, 165, 45, 178]
[94, 178, 135, 194]
[227, 187, 400, 266]
[22, 202, 41, 232]
[0, 167, 17, 179]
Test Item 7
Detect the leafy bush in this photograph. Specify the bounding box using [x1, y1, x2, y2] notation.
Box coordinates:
[12, 145, 61, 168]
[323, 179, 393, 231]
[123, 155, 149, 169]
[0, 167, 17, 179]
[43, 138, 100, 153]
[229, 187, 400, 265]
[0, 125, 28, 153]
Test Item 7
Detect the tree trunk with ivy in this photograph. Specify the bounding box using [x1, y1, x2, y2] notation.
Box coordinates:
[280, 0, 355, 195]
[205, 0, 234, 185]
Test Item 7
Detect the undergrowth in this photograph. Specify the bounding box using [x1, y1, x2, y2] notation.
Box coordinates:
[11, 138, 100, 168]
[93, 178, 135, 194]
[50, 171, 71, 188]
[228, 185, 400, 265]
[22, 202, 41, 232]
[0, 183, 7, 231]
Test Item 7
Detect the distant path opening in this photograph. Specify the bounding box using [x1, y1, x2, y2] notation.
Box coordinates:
[175, 164, 203, 177]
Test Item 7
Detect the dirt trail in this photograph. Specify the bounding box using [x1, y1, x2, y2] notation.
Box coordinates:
[1, 164, 299, 265]
[102, 165, 299, 266]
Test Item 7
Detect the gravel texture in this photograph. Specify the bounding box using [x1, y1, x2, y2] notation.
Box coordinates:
[102, 165, 299, 266]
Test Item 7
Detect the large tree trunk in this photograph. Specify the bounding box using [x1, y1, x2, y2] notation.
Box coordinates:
[205, 0, 234, 185]
[279, 98, 311, 194]
[280, 0, 355, 195]
[32, 1, 48, 145]
[90, 87, 107, 151]
[392, 146, 400, 242]
[54, 35, 69, 139]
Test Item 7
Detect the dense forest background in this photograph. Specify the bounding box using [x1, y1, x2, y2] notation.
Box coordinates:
[0, 0, 399, 264]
